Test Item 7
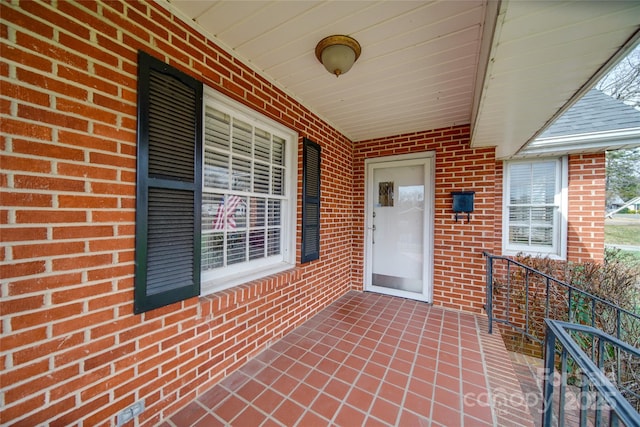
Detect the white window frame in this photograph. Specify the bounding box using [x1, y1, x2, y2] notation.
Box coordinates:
[201, 87, 298, 295]
[502, 157, 568, 259]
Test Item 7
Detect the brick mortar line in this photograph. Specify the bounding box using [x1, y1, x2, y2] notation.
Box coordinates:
[475, 315, 535, 427]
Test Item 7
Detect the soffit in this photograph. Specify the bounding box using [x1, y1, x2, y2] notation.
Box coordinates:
[168, 0, 487, 142]
[166, 0, 640, 158]
[471, 1, 640, 158]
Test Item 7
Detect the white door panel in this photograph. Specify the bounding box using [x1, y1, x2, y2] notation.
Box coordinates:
[365, 154, 434, 302]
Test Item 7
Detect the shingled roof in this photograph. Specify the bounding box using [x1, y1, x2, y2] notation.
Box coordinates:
[519, 89, 640, 157]
[539, 89, 640, 138]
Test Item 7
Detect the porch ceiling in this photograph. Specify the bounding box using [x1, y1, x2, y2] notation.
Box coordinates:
[166, 0, 640, 159]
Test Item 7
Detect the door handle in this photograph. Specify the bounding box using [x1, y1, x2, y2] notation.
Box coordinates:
[367, 225, 376, 244]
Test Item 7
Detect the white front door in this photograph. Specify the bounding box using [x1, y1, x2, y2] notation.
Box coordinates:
[364, 153, 434, 302]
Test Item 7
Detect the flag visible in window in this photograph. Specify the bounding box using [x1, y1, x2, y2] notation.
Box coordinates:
[212, 195, 246, 230]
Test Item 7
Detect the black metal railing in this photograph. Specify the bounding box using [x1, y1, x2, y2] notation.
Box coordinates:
[543, 320, 640, 426]
[483, 252, 640, 348]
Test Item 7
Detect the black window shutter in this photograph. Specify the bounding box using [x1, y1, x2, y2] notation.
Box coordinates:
[134, 51, 203, 314]
[301, 138, 321, 263]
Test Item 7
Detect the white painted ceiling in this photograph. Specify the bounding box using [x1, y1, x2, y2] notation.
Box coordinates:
[166, 0, 640, 158]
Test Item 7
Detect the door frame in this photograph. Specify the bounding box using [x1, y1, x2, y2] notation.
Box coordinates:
[364, 152, 435, 302]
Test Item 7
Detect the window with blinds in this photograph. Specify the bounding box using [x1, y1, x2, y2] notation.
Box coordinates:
[200, 94, 297, 291]
[503, 158, 567, 258]
[135, 53, 297, 303]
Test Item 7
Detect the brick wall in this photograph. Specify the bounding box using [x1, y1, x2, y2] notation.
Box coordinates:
[0, 1, 354, 425]
[0, 0, 608, 425]
[490, 153, 606, 358]
[567, 153, 606, 263]
[488, 153, 606, 264]
[353, 135, 607, 316]
[353, 127, 497, 313]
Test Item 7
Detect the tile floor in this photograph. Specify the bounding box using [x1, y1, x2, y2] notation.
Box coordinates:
[510, 352, 545, 427]
[163, 291, 536, 426]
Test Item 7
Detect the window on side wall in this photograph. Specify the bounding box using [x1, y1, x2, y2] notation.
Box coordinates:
[200, 88, 298, 294]
[502, 157, 567, 259]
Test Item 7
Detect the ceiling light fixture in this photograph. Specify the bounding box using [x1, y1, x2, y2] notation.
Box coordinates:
[315, 35, 361, 77]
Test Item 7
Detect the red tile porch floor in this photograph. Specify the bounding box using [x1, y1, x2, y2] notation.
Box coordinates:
[162, 291, 536, 426]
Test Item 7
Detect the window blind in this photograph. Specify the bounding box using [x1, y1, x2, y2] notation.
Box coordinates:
[507, 160, 557, 247]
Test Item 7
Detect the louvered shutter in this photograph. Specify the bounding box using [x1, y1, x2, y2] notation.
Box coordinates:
[301, 138, 320, 263]
[134, 51, 203, 314]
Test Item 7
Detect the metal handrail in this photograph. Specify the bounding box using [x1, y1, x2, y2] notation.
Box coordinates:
[483, 252, 640, 344]
[543, 320, 640, 426]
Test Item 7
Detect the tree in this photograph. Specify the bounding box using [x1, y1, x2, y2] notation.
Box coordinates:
[605, 147, 640, 207]
[597, 45, 640, 208]
[597, 45, 640, 109]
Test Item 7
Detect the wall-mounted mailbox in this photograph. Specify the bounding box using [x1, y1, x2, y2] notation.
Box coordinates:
[451, 191, 475, 223]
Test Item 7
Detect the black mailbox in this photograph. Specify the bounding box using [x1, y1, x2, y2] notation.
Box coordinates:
[451, 191, 475, 223]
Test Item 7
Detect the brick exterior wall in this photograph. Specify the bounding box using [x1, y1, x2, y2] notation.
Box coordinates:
[567, 153, 606, 263]
[353, 128, 497, 313]
[487, 153, 606, 265]
[0, 1, 606, 425]
[1, 2, 353, 425]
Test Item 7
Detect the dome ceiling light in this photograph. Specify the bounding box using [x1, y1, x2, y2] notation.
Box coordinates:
[315, 35, 361, 77]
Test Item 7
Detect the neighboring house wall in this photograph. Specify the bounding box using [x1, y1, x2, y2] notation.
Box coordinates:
[0, 1, 607, 426]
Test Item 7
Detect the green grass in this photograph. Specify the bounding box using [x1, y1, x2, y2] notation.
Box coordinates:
[605, 224, 640, 246]
[618, 250, 640, 262]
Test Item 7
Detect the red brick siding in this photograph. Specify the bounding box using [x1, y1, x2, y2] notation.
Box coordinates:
[0, 0, 608, 425]
[493, 161, 505, 255]
[491, 154, 605, 263]
[1, 1, 352, 425]
[353, 127, 497, 313]
[488, 154, 606, 357]
[567, 153, 606, 263]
